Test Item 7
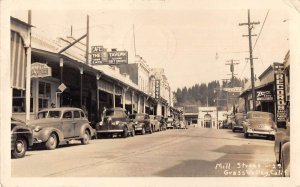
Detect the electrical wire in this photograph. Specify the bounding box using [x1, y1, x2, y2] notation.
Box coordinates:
[253, 10, 270, 50]
[238, 59, 249, 80]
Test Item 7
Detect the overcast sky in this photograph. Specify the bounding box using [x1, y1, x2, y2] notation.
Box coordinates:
[10, 0, 292, 91]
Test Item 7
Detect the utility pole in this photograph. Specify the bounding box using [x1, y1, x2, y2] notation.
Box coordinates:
[86, 15, 89, 65]
[239, 9, 260, 111]
[225, 59, 239, 87]
[25, 10, 32, 122]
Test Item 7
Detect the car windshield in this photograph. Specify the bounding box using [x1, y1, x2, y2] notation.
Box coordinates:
[37, 111, 61, 119]
[105, 110, 124, 117]
[167, 118, 173, 122]
[129, 114, 144, 120]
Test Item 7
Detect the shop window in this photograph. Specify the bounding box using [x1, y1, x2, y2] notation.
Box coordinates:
[39, 81, 51, 110]
[12, 89, 33, 113]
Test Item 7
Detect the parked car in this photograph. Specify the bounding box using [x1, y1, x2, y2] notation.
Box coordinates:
[149, 115, 160, 132]
[232, 113, 246, 132]
[179, 121, 187, 129]
[274, 123, 290, 177]
[227, 115, 235, 129]
[166, 117, 174, 129]
[280, 142, 290, 177]
[173, 119, 180, 129]
[96, 107, 135, 138]
[11, 118, 33, 158]
[242, 111, 276, 140]
[156, 115, 166, 131]
[129, 113, 151, 135]
[29, 107, 94, 150]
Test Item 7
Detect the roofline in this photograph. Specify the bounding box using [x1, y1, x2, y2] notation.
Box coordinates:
[11, 16, 34, 28]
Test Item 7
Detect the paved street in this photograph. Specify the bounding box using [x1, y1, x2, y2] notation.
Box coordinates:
[12, 127, 282, 177]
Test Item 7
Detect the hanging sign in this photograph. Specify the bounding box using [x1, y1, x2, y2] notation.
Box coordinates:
[31, 63, 52, 78]
[256, 90, 273, 101]
[274, 62, 286, 128]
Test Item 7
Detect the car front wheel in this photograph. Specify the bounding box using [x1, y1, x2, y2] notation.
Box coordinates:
[122, 127, 128, 138]
[81, 130, 90, 145]
[141, 127, 146, 135]
[45, 133, 58, 150]
[12, 136, 27, 158]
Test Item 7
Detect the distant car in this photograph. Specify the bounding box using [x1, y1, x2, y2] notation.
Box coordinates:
[274, 124, 290, 177]
[232, 113, 246, 132]
[129, 113, 151, 135]
[242, 111, 276, 140]
[149, 115, 160, 132]
[166, 117, 174, 129]
[156, 115, 166, 131]
[227, 115, 235, 129]
[29, 107, 94, 150]
[173, 120, 180, 129]
[96, 107, 135, 138]
[179, 121, 187, 129]
[11, 118, 33, 158]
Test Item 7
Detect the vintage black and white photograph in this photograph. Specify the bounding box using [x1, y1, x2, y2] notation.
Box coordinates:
[1, 0, 300, 186]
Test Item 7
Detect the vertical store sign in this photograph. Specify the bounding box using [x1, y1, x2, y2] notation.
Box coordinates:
[273, 62, 286, 128]
[155, 80, 160, 99]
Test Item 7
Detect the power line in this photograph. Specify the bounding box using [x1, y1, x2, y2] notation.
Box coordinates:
[238, 59, 249, 80]
[253, 10, 270, 50]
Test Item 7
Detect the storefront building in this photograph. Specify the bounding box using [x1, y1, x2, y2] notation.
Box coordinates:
[10, 16, 174, 125]
[239, 57, 289, 128]
[198, 107, 218, 129]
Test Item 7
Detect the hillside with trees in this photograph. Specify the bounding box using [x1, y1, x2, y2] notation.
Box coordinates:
[174, 77, 247, 107]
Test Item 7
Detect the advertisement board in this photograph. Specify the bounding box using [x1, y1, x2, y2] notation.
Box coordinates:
[155, 80, 160, 99]
[31, 62, 52, 78]
[108, 51, 128, 64]
[256, 90, 273, 101]
[273, 62, 286, 128]
[91, 46, 128, 65]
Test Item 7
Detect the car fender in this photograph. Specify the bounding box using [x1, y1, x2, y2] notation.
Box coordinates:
[281, 142, 290, 176]
[79, 123, 95, 138]
[12, 127, 33, 147]
[36, 127, 64, 143]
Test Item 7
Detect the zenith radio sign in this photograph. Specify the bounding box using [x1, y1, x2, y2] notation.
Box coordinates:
[274, 62, 286, 128]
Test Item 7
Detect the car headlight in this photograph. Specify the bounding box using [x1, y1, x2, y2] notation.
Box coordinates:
[134, 121, 138, 125]
[247, 127, 253, 131]
[34, 126, 42, 132]
[112, 121, 120, 125]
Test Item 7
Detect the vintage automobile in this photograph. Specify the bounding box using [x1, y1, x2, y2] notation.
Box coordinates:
[242, 111, 276, 140]
[29, 107, 94, 150]
[156, 115, 167, 131]
[11, 118, 33, 158]
[280, 142, 290, 177]
[173, 119, 180, 129]
[96, 107, 135, 138]
[226, 115, 235, 129]
[166, 117, 174, 129]
[274, 123, 290, 177]
[129, 113, 152, 135]
[179, 120, 187, 129]
[149, 115, 160, 132]
[232, 113, 246, 132]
